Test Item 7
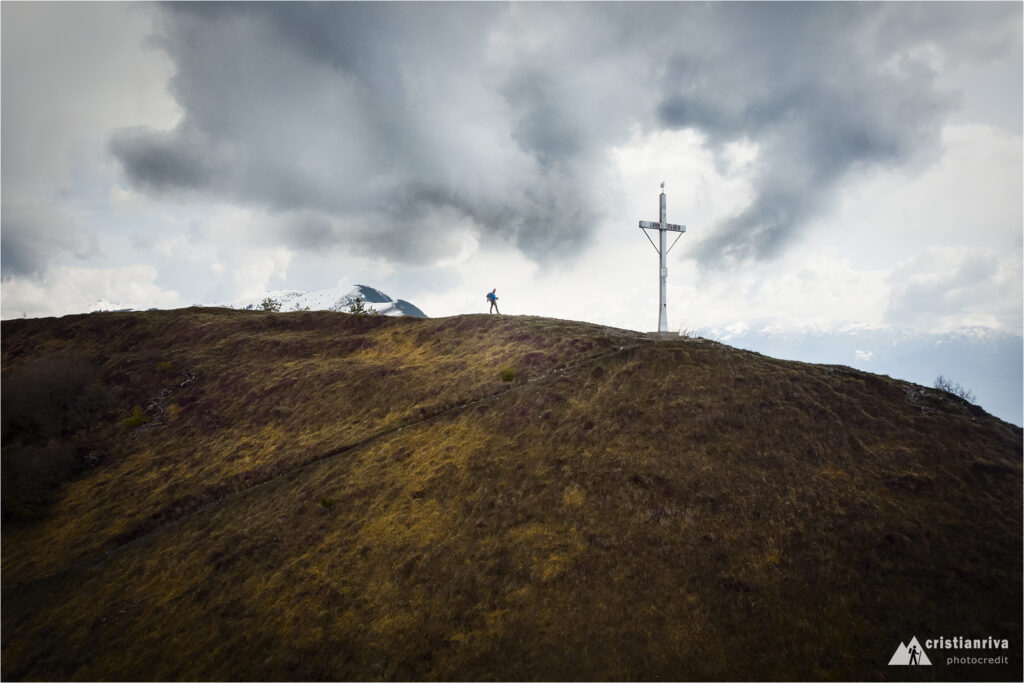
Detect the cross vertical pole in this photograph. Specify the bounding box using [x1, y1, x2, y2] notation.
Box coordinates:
[659, 191, 668, 332]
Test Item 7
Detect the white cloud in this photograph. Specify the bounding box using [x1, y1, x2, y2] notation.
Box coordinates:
[822, 123, 1022, 264]
[230, 248, 294, 301]
[110, 184, 153, 217]
[609, 127, 758, 240]
[666, 244, 891, 332]
[885, 246, 1022, 333]
[1, 265, 180, 319]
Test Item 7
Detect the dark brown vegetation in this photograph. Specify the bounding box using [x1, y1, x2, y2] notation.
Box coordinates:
[2, 308, 1021, 681]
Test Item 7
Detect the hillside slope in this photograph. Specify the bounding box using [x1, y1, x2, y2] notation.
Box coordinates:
[2, 309, 1020, 681]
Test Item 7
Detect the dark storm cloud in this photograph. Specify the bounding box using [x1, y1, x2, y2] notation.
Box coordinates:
[501, 69, 585, 168]
[107, 1, 646, 264]
[108, 2, 1020, 268]
[1, 203, 88, 280]
[109, 126, 211, 193]
[655, 1, 966, 266]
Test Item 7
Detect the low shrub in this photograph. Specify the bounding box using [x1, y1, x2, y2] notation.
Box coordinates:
[121, 405, 150, 429]
[500, 366, 517, 382]
[934, 375, 976, 404]
[347, 297, 378, 316]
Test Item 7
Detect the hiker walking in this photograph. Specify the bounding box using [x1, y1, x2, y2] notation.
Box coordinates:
[909, 645, 920, 666]
[486, 288, 500, 314]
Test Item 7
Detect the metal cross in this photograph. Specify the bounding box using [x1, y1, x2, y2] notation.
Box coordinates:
[638, 183, 686, 332]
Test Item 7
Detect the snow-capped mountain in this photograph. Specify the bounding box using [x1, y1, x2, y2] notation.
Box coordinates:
[88, 299, 134, 313]
[221, 284, 427, 318]
[89, 284, 428, 318]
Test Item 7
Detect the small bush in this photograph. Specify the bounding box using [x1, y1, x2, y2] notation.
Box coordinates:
[500, 366, 517, 382]
[121, 405, 150, 429]
[156, 361, 175, 372]
[347, 297, 378, 316]
[260, 297, 282, 312]
[319, 497, 335, 509]
[934, 375, 976, 404]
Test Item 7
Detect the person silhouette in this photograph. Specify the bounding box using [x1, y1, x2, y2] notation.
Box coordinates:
[909, 645, 920, 666]
[486, 288, 500, 314]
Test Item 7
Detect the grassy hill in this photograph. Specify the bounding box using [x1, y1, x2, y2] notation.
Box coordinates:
[2, 308, 1020, 681]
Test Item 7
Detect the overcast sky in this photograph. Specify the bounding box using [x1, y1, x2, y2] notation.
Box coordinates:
[2, 1, 1021, 338]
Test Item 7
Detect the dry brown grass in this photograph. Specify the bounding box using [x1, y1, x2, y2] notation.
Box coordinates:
[2, 309, 1020, 681]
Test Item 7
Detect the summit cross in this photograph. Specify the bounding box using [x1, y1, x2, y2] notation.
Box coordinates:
[638, 183, 686, 332]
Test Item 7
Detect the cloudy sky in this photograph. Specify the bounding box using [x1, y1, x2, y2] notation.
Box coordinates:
[2, 1, 1021, 341]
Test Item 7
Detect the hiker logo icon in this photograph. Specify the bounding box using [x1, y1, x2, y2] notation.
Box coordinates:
[889, 636, 932, 666]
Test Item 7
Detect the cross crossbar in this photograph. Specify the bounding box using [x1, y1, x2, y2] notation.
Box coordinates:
[639, 220, 685, 232]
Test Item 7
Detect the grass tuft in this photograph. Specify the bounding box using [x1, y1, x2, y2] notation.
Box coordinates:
[120, 405, 150, 428]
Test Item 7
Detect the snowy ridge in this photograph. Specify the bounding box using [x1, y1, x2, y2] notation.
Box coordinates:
[89, 284, 427, 318]
[220, 284, 427, 318]
[88, 299, 134, 313]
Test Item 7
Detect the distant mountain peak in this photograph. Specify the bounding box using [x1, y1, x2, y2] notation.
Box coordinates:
[350, 284, 392, 305]
[221, 285, 427, 318]
[88, 299, 133, 313]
